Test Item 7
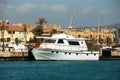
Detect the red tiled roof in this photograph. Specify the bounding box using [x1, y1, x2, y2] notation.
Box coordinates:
[8, 24, 24, 31]
[27, 26, 34, 32]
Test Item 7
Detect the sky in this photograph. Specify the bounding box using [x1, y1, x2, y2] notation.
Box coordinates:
[0, 0, 120, 27]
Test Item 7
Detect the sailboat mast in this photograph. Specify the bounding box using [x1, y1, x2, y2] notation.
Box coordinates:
[69, 15, 74, 28]
[69, 10, 75, 28]
[97, 16, 100, 40]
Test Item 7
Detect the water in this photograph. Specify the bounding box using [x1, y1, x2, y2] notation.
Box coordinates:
[0, 60, 120, 80]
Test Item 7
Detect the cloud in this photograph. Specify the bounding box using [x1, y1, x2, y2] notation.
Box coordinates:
[80, 6, 94, 15]
[80, 6, 107, 17]
[99, 9, 109, 16]
[50, 4, 67, 13]
[40, 4, 67, 13]
[3, 2, 67, 13]
[0, 2, 10, 19]
[0, 2, 6, 12]
[16, 3, 39, 13]
[5, 3, 39, 13]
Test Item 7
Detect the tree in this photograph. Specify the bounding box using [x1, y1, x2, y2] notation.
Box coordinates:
[106, 37, 112, 46]
[50, 29, 57, 36]
[36, 17, 47, 26]
[32, 25, 43, 36]
[22, 23, 30, 43]
[15, 38, 19, 46]
[32, 17, 47, 36]
[29, 36, 37, 43]
[99, 38, 104, 45]
[86, 38, 100, 51]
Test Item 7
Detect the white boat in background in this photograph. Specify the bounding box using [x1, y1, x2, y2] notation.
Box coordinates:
[5, 42, 28, 52]
[31, 33, 99, 60]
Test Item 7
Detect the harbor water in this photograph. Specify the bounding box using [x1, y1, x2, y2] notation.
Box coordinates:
[0, 60, 120, 80]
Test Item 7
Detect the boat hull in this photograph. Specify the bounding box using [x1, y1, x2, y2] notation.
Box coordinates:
[31, 48, 99, 60]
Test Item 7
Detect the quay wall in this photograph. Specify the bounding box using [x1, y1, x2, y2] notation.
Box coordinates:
[0, 51, 29, 61]
[100, 48, 120, 60]
[0, 49, 120, 61]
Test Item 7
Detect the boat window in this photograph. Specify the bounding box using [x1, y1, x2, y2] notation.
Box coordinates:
[57, 39, 64, 44]
[44, 39, 56, 43]
[68, 41, 79, 45]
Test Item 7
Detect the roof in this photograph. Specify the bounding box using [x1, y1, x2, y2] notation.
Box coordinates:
[8, 24, 24, 31]
[52, 33, 75, 39]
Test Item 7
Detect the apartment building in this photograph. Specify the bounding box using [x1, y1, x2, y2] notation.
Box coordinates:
[0, 23, 34, 44]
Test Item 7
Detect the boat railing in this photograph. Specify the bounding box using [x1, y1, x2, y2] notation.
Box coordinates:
[46, 44, 87, 51]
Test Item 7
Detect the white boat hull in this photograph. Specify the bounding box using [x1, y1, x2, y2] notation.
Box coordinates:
[32, 48, 99, 60]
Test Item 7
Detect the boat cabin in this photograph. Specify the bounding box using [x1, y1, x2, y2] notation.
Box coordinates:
[39, 33, 88, 51]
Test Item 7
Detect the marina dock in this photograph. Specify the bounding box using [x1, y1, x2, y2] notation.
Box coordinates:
[0, 51, 29, 61]
[0, 49, 120, 61]
[100, 48, 120, 60]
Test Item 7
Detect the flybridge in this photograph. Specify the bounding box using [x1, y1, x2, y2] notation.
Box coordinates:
[36, 33, 89, 40]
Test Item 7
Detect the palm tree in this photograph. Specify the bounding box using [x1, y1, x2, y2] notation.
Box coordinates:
[22, 23, 30, 43]
[32, 17, 47, 36]
[106, 37, 112, 46]
[50, 29, 57, 36]
[36, 17, 47, 26]
[32, 25, 43, 36]
[99, 38, 104, 45]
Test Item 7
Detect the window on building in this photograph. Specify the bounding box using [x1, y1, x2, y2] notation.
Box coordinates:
[99, 35, 101, 38]
[13, 31, 15, 34]
[7, 38, 11, 42]
[19, 32, 24, 34]
[78, 35, 81, 38]
[8, 31, 15, 34]
[8, 31, 11, 34]
[90, 35, 92, 38]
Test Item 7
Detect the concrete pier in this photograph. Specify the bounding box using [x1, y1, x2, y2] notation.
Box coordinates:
[0, 51, 29, 61]
[0, 48, 120, 61]
[100, 48, 120, 60]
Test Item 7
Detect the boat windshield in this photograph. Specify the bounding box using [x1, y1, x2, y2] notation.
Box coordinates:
[68, 41, 80, 45]
[43, 39, 56, 43]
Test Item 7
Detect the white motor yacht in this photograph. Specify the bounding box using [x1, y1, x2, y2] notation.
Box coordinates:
[31, 33, 99, 60]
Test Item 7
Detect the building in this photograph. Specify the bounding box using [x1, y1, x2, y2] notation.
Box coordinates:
[64, 27, 115, 46]
[42, 24, 63, 36]
[0, 22, 34, 44]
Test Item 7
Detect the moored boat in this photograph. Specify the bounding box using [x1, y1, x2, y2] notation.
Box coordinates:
[31, 33, 99, 60]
